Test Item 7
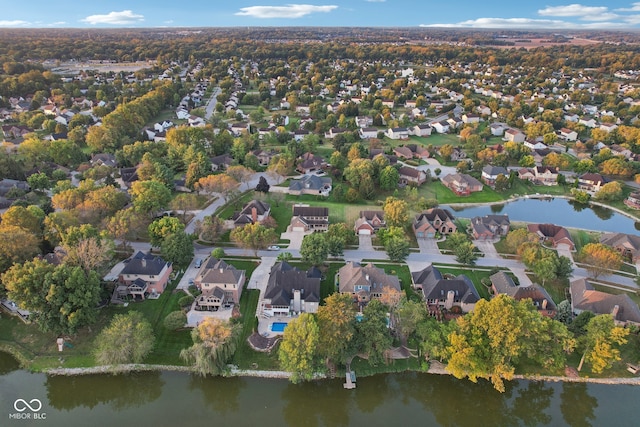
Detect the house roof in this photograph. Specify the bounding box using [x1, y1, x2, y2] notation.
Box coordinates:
[442, 173, 483, 188]
[579, 172, 606, 184]
[414, 208, 455, 224]
[338, 262, 401, 294]
[482, 165, 508, 176]
[399, 166, 423, 178]
[600, 232, 640, 255]
[264, 261, 321, 306]
[239, 200, 270, 216]
[198, 257, 244, 285]
[211, 154, 234, 166]
[490, 271, 556, 311]
[120, 251, 170, 276]
[413, 265, 479, 305]
[289, 175, 332, 191]
[360, 210, 385, 221]
[571, 278, 640, 323]
[293, 206, 329, 217]
[471, 215, 510, 236]
[527, 223, 573, 247]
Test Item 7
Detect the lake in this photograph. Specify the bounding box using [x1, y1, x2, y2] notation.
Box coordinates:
[1, 352, 638, 427]
[445, 197, 640, 234]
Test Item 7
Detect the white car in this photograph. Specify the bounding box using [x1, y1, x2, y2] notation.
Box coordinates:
[267, 245, 281, 251]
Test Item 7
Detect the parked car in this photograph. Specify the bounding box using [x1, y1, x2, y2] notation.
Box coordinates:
[194, 259, 203, 268]
[267, 245, 281, 251]
[188, 278, 195, 286]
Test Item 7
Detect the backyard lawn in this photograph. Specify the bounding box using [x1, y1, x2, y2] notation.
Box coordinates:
[432, 265, 497, 300]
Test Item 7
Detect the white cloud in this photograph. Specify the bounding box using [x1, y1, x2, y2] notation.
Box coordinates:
[538, 4, 608, 17]
[421, 18, 570, 29]
[81, 10, 144, 25]
[579, 13, 620, 21]
[235, 4, 338, 19]
[622, 14, 640, 24]
[0, 20, 30, 27]
[615, 2, 640, 12]
[47, 21, 67, 26]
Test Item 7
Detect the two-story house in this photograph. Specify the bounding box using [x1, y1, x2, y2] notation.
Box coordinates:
[117, 251, 173, 300]
[339, 262, 401, 307]
[262, 262, 321, 316]
[290, 206, 329, 232]
[194, 257, 246, 310]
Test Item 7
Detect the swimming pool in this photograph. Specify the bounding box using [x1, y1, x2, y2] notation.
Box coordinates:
[270, 322, 288, 332]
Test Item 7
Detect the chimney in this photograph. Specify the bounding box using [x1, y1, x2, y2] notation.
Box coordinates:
[220, 268, 224, 274]
[365, 274, 370, 282]
[445, 290, 455, 310]
[542, 299, 548, 310]
[252, 207, 258, 223]
[293, 290, 301, 313]
[612, 305, 620, 319]
[141, 258, 147, 268]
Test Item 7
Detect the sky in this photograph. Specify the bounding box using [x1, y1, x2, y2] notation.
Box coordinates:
[2, 1, 640, 29]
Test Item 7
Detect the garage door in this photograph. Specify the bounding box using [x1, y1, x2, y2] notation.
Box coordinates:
[292, 226, 306, 232]
[359, 229, 372, 235]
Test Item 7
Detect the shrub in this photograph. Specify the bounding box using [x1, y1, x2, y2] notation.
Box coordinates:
[178, 295, 195, 308]
[164, 310, 187, 330]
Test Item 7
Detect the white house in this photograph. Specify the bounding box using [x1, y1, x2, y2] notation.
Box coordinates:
[386, 127, 410, 140]
[412, 124, 432, 137]
[559, 128, 578, 142]
[359, 127, 378, 139]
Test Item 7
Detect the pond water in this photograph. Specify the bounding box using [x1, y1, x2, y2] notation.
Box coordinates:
[445, 198, 640, 234]
[0, 351, 638, 427]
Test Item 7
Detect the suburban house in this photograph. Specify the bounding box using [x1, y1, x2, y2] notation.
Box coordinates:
[232, 200, 271, 227]
[262, 261, 321, 317]
[359, 127, 378, 139]
[533, 166, 559, 186]
[354, 210, 386, 235]
[559, 128, 578, 141]
[490, 271, 557, 317]
[117, 166, 139, 188]
[462, 113, 480, 124]
[524, 139, 548, 151]
[470, 215, 510, 240]
[504, 128, 525, 143]
[447, 117, 463, 129]
[527, 223, 575, 250]
[117, 251, 173, 300]
[394, 144, 430, 160]
[610, 144, 634, 159]
[412, 265, 480, 313]
[413, 208, 457, 238]
[0, 178, 30, 197]
[296, 152, 326, 174]
[210, 154, 234, 171]
[600, 232, 640, 263]
[290, 206, 329, 232]
[624, 191, 640, 210]
[570, 278, 640, 326]
[578, 173, 606, 193]
[288, 175, 332, 196]
[450, 147, 467, 161]
[481, 165, 509, 187]
[441, 173, 484, 196]
[490, 123, 506, 136]
[252, 149, 276, 167]
[412, 124, 432, 137]
[230, 122, 250, 136]
[399, 166, 427, 186]
[431, 121, 450, 134]
[517, 168, 536, 182]
[324, 127, 349, 139]
[91, 153, 117, 168]
[292, 129, 310, 142]
[338, 262, 401, 307]
[194, 257, 245, 310]
[386, 127, 410, 140]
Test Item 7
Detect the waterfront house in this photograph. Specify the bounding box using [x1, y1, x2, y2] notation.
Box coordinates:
[470, 215, 510, 240]
[600, 232, 640, 263]
[117, 251, 172, 300]
[338, 262, 401, 307]
[570, 278, 640, 326]
[481, 165, 509, 187]
[441, 173, 484, 196]
[413, 208, 457, 238]
[490, 271, 557, 317]
[194, 257, 245, 310]
[578, 173, 606, 193]
[624, 192, 640, 210]
[527, 223, 575, 250]
[263, 261, 321, 316]
[412, 265, 479, 313]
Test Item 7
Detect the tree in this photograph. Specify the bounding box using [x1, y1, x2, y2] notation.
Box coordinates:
[416, 317, 457, 361]
[447, 295, 574, 392]
[63, 235, 114, 274]
[352, 299, 392, 366]
[105, 208, 146, 251]
[300, 232, 329, 265]
[279, 313, 319, 383]
[2, 260, 101, 333]
[578, 314, 629, 373]
[454, 241, 478, 265]
[160, 231, 194, 265]
[594, 181, 623, 202]
[519, 155, 535, 168]
[255, 176, 270, 193]
[0, 225, 41, 272]
[27, 172, 50, 192]
[385, 234, 410, 262]
[130, 180, 172, 216]
[148, 216, 185, 247]
[383, 196, 409, 227]
[170, 193, 200, 221]
[316, 293, 356, 363]
[1, 205, 43, 236]
[395, 299, 427, 341]
[494, 174, 509, 192]
[196, 216, 225, 243]
[226, 165, 253, 190]
[230, 223, 277, 256]
[94, 311, 155, 365]
[180, 317, 241, 376]
[580, 243, 623, 279]
[439, 144, 454, 161]
[379, 165, 400, 190]
[571, 188, 591, 204]
[164, 310, 187, 330]
[195, 174, 239, 202]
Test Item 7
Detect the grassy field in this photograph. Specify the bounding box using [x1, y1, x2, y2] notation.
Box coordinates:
[284, 193, 379, 224]
[432, 265, 496, 300]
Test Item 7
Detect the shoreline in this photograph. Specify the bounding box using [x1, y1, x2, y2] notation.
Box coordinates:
[41, 362, 640, 386]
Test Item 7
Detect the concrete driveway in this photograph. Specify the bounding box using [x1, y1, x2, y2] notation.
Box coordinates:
[474, 240, 500, 259]
[358, 234, 374, 251]
[186, 304, 233, 327]
[417, 238, 441, 255]
[556, 243, 575, 263]
[281, 229, 308, 250]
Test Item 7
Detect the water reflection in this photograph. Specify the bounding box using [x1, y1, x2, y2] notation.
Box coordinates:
[282, 379, 350, 427]
[490, 203, 505, 213]
[188, 375, 246, 414]
[510, 381, 554, 426]
[45, 372, 164, 410]
[569, 200, 588, 213]
[591, 205, 614, 221]
[560, 382, 597, 427]
[0, 352, 20, 375]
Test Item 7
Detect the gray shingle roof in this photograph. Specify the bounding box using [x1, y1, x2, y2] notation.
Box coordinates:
[120, 251, 169, 276]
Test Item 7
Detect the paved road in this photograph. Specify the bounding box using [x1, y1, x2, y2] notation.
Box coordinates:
[204, 87, 221, 120]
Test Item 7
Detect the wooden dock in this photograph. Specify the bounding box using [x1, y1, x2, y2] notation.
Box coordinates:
[343, 370, 356, 389]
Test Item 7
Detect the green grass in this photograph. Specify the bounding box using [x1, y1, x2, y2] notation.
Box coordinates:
[321, 262, 345, 301]
[374, 263, 420, 301]
[432, 265, 496, 300]
[569, 229, 599, 252]
[284, 193, 378, 224]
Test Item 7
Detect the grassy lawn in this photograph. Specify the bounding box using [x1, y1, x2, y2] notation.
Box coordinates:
[528, 275, 569, 304]
[569, 229, 600, 252]
[284, 193, 378, 224]
[374, 263, 421, 301]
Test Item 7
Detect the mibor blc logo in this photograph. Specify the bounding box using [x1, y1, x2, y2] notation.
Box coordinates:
[9, 398, 46, 420]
